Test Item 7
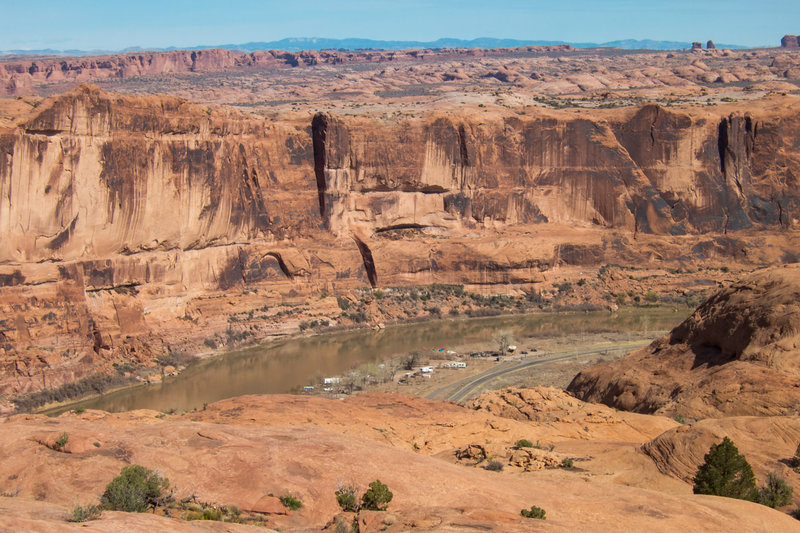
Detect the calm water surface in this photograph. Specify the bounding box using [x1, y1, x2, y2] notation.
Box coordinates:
[50, 308, 686, 414]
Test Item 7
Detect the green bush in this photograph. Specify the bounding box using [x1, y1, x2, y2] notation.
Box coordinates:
[337, 296, 351, 311]
[520, 505, 546, 519]
[67, 504, 101, 522]
[644, 291, 658, 303]
[280, 495, 302, 511]
[335, 485, 358, 512]
[693, 437, 757, 501]
[101, 465, 170, 512]
[55, 432, 69, 450]
[561, 458, 574, 468]
[361, 480, 393, 511]
[515, 439, 534, 449]
[757, 472, 793, 508]
[791, 443, 800, 473]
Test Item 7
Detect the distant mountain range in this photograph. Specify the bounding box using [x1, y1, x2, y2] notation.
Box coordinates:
[0, 37, 751, 57]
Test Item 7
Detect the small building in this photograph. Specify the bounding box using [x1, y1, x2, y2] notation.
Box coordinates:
[324, 377, 341, 385]
[443, 361, 467, 369]
[420, 366, 434, 373]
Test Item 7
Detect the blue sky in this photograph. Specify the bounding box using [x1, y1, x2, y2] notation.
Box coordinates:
[0, 0, 794, 50]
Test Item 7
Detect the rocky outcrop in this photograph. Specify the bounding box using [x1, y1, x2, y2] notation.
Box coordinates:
[1, 86, 799, 397]
[782, 35, 800, 48]
[568, 264, 800, 417]
[641, 416, 800, 487]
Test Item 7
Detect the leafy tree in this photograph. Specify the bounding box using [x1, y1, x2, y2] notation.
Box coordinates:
[757, 472, 793, 508]
[361, 480, 393, 511]
[101, 465, 170, 512]
[693, 437, 757, 501]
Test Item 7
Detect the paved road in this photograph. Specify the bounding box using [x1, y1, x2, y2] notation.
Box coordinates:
[426, 341, 651, 402]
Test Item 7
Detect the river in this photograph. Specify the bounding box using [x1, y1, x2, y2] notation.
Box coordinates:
[46, 307, 687, 415]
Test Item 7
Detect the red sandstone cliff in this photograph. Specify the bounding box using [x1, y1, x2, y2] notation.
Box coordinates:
[0, 86, 798, 398]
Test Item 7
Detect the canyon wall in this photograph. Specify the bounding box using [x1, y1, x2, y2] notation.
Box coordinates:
[0, 86, 798, 396]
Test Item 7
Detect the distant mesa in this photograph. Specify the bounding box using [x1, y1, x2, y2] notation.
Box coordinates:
[706, 40, 716, 50]
[781, 34, 800, 48]
[691, 42, 702, 50]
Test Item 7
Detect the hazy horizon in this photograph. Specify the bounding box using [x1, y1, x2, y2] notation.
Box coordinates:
[0, 0, 792, 52]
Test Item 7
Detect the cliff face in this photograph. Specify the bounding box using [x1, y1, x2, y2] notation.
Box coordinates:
[314, 103, 798, 239]
[0, 86, 798, 397]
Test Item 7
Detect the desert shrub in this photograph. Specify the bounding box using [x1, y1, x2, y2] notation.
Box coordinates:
[790, 443, 800, 473]
[693, 437, 757, 501]
[73, 406, 85, 414]
[101, 465, 170, 512]
[67, 504, 101, 522]
[644, 291, 658, 303]
[335, 484, 358, 512]
[757, 472, 793, 508]
[561, 458, 574, 468]
[203, 338, 218, 349]
[555, 282, 572, 294]
[515, 439, 534, 449]
[673, 414, 686, 424]
[280, 495, 302, 511]
[485, 460, 504, 472]
[55, 432, 69, 450]
[361, 480, 393, 511]
[337, 296, 351, 311]
[520, 505, 546, 519]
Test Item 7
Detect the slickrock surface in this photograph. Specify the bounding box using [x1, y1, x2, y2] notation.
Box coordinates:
[1, 392, 797, 532]
[569, 264, 800, 417]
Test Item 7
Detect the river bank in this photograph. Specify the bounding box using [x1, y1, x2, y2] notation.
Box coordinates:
[35, 305, 688, 416]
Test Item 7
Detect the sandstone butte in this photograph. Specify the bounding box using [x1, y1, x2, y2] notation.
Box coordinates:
[0, 84, 798, 400]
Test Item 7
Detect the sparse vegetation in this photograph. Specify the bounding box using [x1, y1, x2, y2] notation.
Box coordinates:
[790, 443, 800, 473]
[55, 432, 69, 450]
[485, 460, 504, 472]
[335, 484, 359, 512]
[561, 458, 574, 468]
[757, 472, 793, 508]
[693, 437, 757, 502]
[280, 494, 302, 511]
[515, 439, 534, 449]
[67, 504, 101, 522]
[520, 505, 546, 519]
[101, 465, 171, 513]
[361, 480, 393, 511]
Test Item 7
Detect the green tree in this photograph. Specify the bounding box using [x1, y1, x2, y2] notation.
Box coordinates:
[757, 472, 793, 508]
[100, 465, 170, 512]
[361, 480, 393, 511]
[693, 437, 757, 501]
